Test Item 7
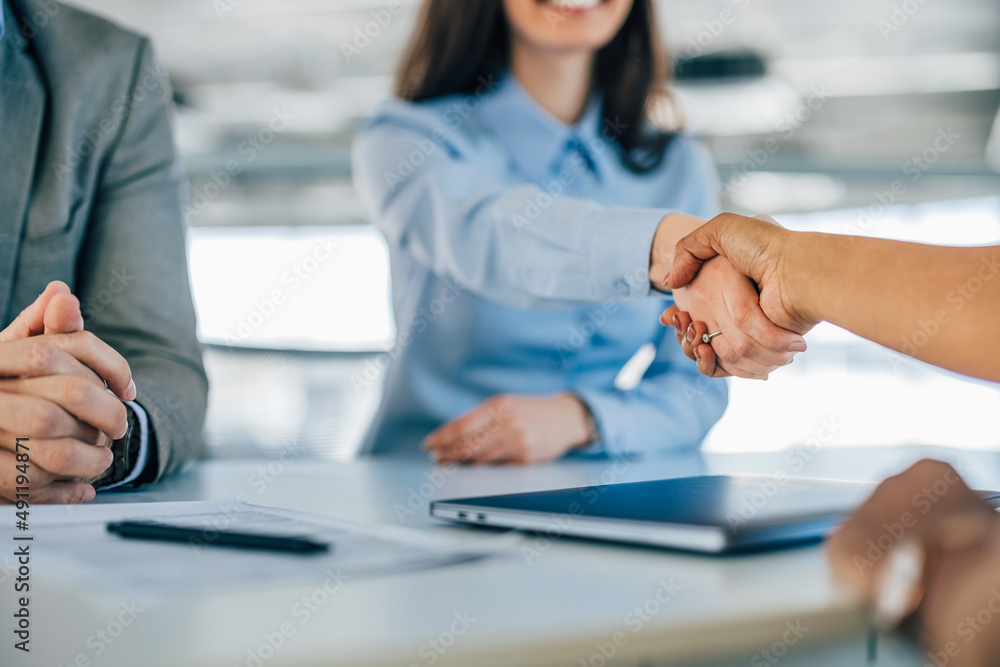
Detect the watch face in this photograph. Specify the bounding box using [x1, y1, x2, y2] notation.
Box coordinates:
[96, 410, 138, 488]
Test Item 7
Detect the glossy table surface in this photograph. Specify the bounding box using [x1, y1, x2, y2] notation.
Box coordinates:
[4, 445, 997, 667]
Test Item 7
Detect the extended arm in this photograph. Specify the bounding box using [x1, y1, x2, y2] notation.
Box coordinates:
[353, 107, 703, 308]
[667, 213, 1000, 382]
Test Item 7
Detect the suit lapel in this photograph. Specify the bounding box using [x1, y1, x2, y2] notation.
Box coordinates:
[0, 11, 46, 324]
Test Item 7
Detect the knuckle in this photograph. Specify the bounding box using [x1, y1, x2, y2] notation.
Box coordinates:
[732, 338, 756, 358]
[719, 348, 741, 365]
[731, 304, 752, 330]
[71, 330, 97, 346]
[28, 341, 59, 372]
[27, 403, 61, 437]
[61, 377, 91, 407]
[112, 403, 128, 433]
[491, 394, 514, 411]
[40, 442, 75, 474]
[907, 459, 953, 484]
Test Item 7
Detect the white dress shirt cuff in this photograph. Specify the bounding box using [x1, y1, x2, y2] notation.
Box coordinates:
[98, 401, 150, 491]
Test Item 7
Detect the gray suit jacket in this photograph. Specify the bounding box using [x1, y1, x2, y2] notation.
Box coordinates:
[0, 0, 208, 482]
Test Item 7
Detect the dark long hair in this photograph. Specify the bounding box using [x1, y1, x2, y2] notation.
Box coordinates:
[395, 0, 680, 173]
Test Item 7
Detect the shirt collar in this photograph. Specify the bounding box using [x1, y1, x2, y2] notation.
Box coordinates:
[478, 73, 612, 184]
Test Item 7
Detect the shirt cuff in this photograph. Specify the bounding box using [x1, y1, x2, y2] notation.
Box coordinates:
[567, 388, 622, 459]
[98, 401, 150, 491]
[588, 208, 670, 302]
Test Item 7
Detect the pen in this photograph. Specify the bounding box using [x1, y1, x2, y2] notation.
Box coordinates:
[106, 521, 331, 555]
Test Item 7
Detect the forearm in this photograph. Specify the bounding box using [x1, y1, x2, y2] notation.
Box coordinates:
[786, 233, 1000, 379]
[356, 124, 707, 309]
[129, 357, 207, 480]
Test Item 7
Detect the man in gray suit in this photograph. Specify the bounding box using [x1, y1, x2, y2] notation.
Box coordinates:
[0, 0, 207, 503]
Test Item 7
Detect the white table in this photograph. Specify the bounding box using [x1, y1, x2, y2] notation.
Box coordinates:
[6, 446, 998, 667]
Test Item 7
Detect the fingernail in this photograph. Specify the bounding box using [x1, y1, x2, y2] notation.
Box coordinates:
[686, 325, 696, 343]
[672, 315, 681, 329]
[694, 349, 701, 362]
[787, 340, 808, 353]
[786, 357, 795, 366]
[126, 379, 137, 401]
[662, 271, 671, 286]
[81, 486, 96, 503]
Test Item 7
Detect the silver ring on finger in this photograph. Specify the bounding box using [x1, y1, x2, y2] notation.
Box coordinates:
[702, 331, 723, 344]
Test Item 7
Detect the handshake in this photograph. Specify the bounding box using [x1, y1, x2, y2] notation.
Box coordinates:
[650, 210, 999, 384]
[649, 212, 815, 381]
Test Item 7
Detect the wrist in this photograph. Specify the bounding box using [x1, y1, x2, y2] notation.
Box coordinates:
[555, 393, 598, 449]
[650, 213, 707, 290]
[780, 231, 826, 331]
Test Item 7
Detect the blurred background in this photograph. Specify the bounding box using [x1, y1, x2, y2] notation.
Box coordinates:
[73, 0, 1000, 460]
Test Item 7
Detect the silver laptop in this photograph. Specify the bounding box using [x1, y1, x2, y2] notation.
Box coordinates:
[431, 474, 1000, 554]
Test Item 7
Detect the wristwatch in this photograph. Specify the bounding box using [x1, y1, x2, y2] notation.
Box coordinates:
[94, 406, 143, 489]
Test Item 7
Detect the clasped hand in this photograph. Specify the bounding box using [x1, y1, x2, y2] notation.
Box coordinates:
[659, 214, 814, 379]
[0, 282, 135, 504]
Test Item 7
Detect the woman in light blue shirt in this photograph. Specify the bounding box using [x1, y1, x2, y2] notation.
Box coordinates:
[353, 0, 802, 463]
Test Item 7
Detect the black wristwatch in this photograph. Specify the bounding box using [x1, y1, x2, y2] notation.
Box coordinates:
[94, 407, 143, 489]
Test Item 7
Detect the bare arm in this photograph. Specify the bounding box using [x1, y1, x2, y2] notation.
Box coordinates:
[666, 213, 1000, 382]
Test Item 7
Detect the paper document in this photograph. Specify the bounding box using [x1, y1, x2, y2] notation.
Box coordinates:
[0, 501, 490, 598]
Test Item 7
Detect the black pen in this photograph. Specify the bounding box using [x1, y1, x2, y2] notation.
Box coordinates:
[106, 521, 330, 555]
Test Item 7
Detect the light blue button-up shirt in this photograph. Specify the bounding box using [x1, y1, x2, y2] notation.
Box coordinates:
[353, 74, 728, 458]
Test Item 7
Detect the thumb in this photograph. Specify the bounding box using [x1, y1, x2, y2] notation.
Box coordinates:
[665, 217, 729, 290]
[0, 281, 72, 342]
[44, 292, 85, 334]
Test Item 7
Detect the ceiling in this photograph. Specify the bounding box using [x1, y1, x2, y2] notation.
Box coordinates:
[70, 0, 1000, 223]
